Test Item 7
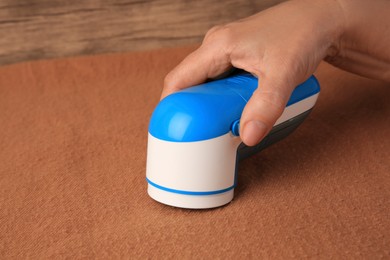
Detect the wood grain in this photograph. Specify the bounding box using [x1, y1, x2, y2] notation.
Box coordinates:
[0, 0, 285, 66]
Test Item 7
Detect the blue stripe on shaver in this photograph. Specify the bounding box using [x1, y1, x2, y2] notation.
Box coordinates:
[146, 178, 235, 196]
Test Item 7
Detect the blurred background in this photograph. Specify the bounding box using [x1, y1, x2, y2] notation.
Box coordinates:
[0, 0, 285, 66]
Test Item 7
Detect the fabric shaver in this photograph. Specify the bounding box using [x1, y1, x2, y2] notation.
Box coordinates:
[146, 71, 320, 209]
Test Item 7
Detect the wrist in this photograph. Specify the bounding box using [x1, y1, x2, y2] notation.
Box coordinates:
[288, 0, 346, 58]
[324, 0, 390, 81]
[313, 0, 347, 59]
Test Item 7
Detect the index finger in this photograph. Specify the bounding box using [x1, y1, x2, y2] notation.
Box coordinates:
[161, 44, 231, 99]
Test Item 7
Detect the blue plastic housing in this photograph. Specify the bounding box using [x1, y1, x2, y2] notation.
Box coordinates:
[149, 72, 320, 142]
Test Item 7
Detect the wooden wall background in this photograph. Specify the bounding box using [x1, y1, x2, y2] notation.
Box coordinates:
[0, 0, 284, 66]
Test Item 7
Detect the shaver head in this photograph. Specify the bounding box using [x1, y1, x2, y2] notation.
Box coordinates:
[146, 72, 320, 209]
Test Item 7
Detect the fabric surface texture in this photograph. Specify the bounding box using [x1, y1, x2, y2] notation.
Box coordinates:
[0, 46, 389, 259]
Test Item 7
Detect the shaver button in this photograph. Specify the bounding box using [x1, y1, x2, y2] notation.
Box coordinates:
[231, 120, 240, 136]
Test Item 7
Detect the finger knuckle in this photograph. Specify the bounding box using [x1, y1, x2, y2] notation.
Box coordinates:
[204, 24, 235, 46]
[205, 25, 223, 39]
[164, 71, 175, 86]
[255, 90, 286, 114]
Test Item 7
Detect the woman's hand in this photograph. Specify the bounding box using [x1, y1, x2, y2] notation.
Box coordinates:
[161, 0, 390, 146]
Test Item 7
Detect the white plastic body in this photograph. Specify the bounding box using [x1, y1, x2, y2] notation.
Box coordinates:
[146, 93, 319, 209]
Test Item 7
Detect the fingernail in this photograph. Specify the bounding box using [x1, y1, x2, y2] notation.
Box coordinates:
[242, 120, 268, 146]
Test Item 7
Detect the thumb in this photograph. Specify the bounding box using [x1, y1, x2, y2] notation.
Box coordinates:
[239, 76, 295, 146]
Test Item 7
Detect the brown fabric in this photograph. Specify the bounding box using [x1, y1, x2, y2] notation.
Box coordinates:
[0, 46, 389, 259]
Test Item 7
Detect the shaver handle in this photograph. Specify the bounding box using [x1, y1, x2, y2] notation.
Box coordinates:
[237, 109, 312, 160]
